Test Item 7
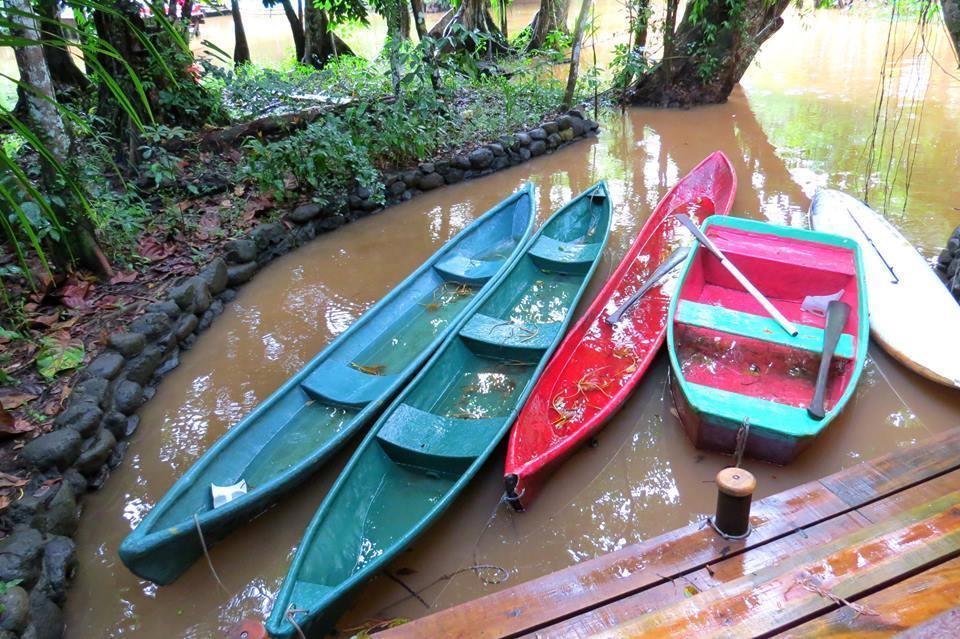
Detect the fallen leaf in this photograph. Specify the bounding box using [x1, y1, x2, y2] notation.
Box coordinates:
[35, 336, 85, 379]
[0, 472, 27, 489]
[29, 311, 61, 327]
[0, 409, 33, 438]
[138, 236, 176, 262]
[59, 279, 93, 310]
[109, 271, 138, 285]
[0, 392, 37, 410]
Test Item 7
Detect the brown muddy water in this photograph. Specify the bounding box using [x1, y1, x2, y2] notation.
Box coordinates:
[64, 6, 960, 638]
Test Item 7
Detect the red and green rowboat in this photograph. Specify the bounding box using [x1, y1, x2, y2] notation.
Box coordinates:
[667, 216, 869, 465]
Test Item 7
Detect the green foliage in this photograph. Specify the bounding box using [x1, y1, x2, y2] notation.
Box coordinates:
[35, 336, 85, 379]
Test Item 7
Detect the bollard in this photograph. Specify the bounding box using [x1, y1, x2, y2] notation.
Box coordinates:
[710, 467, 756, 540]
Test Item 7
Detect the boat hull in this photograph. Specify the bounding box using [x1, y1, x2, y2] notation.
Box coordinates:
[265, 183, 613, 639]
[504, 152, 737, 509]
[119, 186, 536, 584]
[667, 216, 869, 465]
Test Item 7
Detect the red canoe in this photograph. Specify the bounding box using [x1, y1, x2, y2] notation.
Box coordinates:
[503, 151, 737, 510]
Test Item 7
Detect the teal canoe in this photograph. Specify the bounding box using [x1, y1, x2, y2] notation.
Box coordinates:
[265, 182, 612, 638]
[119, 185, 536, 585]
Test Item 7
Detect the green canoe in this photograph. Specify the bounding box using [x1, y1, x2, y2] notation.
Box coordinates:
[265, 182, 613, 638]
[119, 186, 535, 584]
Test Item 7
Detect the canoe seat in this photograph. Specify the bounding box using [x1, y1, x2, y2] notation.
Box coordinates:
[434, 255, 502, 286]
[300, 360, 398, 408]
[675, 300, 856, 359]
[528, 236, 603, 275]
[685, 382, 822, 437]
[458, 313, 561, 361]
[376, 404, 505, 474]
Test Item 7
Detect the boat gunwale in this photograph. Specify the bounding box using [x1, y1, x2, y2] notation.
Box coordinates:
[265, 181, 614, 636]
[505, 152, 738, 480]
[666, 215, 870, 441]
[119, 183, 538, 568]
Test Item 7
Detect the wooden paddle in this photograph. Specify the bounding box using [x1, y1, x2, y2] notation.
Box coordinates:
[808, 300, 851, 420]
[605, 247, 690, 325]
[676, 214, 799, 337]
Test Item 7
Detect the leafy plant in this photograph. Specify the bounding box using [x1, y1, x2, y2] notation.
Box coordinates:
[35, 336, 85, 379]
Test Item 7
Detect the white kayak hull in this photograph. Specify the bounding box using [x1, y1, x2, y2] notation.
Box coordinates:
[810, 189, 960, 389]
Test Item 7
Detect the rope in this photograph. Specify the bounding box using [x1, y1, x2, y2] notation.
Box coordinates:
[193, 513, 228, 594]
[285, 606, 310, 639]
[733, 419, 750, 468]
[789, 575, 878, 618]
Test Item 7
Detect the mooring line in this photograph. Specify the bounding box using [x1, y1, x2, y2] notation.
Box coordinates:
[193, 513, 229, 595]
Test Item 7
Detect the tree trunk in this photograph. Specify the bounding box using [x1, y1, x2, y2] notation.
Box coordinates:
[36, 0, 90, 94]
[661, 0, 679, 78]
[182, 0, 193, 19]
[633, 0, 650, 49]
[563, 0, 591, 109]
[6, 0, 112, 277]
[281, 0, 306, 61]
[943, 0, 960, 66]
[302, 5, 355, 68]
[627, 0, 791, 107]
[411, 0, 428, 40]
[232, 0, 251, 65]
[428, 0, 507, 54]
[385, 0, 411, 41]
[168, 0, 178, 18]
[526, 0, 570, 51]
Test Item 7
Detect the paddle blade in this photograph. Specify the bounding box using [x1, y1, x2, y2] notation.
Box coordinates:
[808, 301, 851, 420]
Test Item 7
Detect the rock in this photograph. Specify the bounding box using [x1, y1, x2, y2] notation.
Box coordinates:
[129, 312, 171, 340]
[948, 236, 960, 255]
[348, 194, 363, 210]
[492, 156, 510, 171]
[401, 170, 419, 186]
[418, 162, 435, 174]
[85, 464, 110, 491]
[155, 349, 180, 377]
[70, 378, 108, 408]
[519, 147, 532, 161]
[547, 133, 562, 148]
[445, 169, 465, 184]
[468, 147, 494, 170]
[0, 528, 44, 587]
[288, 203, 322, 224]
[107, 332, 145, 358]
[224, 239, 257, 264]
[401, 190, 413, 201]
[219, 288, 238, 303]
[108, 440, 130, 469]
[951, 270, 960, 299]
[451, 155, 472, 170]
[112, 380, 143, 414]
[83, 352, 124, 380]
[123, 345, 164, 386]
[559, 127, 575, 142]
[516, 132, 532, 146]
[529, 140, 547, 157]
[557, 115, 574, 131]
[175, 313, 199, 340]
[0, 631, 17, 639]
[37, 536, 75, 604]
[587, 119, 600, 131]
[170, 277, 212, 315]
[542, 120, 559, 134]
[418, 172, 445, 190]
[949, 258, 960, 279]
[0, 586, 29, 632]
[75, 429, 117, 476]
[568, 116, 586, 136]
[198, 258, 229, 295]
[27, 591, 62, 639]
[567, 108, 585, 119]
[61, 470, 86, 497]
[499, 135, 518, 150]
[250, 222, 285, 251]
[388, 180, 406, 197]
[208, 299, 224, 318]
[487, 143, 505, 157]
[31, 483, 78, 537]
[101, 411, 138, 440]
[528, 127, 547, 141]
[292, 222, 317, 245]
[145, 299, 181, 320]
[124, 415, 140, 438]
[227, 262, 258, 286]
[54, 404, 101, 438]
[937, 249, 952, 271]
[356, 186, 372, 200]
[435, 160, 450, 173]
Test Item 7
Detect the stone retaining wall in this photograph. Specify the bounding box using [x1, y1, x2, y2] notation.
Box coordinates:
[0, 109, 598, 639]
[936, 224, 960, 300]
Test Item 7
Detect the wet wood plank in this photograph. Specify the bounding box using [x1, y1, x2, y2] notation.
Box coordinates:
[379, 429, 960, 639]
[782, 560, 960, 638]
[593, 491, 960, 638]
[530, 470, 960, 638]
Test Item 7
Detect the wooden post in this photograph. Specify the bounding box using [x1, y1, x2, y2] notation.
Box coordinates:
[563, 0, 593, 110]
[712, 467, 756, 539]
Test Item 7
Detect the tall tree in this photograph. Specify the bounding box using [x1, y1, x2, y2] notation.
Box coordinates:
[281, 0, 306, 61]
[943, 0, 960, 65]
[37, 0, 90, 93]
[563, 0, 590, 108]
[627, 0, 791, 106]
[428, 0, 507, 54]
[232, 0, 251, 65]
[526, 0, 569, 51]
[411, 0, 428, 40]
[5, 0, 111, 276]
[302, 3, 355, 68]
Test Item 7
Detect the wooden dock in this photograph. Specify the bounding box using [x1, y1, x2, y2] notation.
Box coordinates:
[379, 427, 960, 638]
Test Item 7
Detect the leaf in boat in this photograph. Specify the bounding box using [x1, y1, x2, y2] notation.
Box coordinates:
[35, 337, 85, 379]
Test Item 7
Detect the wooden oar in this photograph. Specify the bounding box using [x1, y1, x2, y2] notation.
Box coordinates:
[808, 300, 851, 420]
[605, 247, 690, 325]
[676, 214, 799, 337]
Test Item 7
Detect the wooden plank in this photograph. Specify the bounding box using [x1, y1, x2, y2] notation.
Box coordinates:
[783, 560, 960, 638]
[529, 470, 960, 638]
[379, 429, 960, 639]
[593, 490, 960, 638]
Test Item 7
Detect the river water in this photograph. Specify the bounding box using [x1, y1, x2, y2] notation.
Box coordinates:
[63, 4, 960, 637]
